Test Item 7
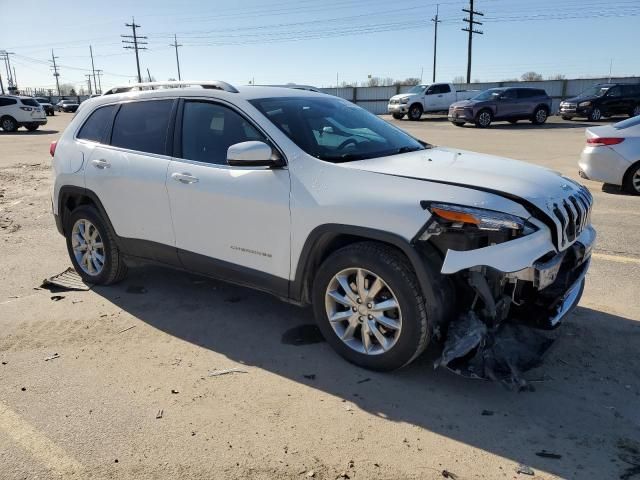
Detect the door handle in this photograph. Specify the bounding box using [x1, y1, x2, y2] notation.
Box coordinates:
[91, 159, 110, 169]
[171, 172, 199, 184]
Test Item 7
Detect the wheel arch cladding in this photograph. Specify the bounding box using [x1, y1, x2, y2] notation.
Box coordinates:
[57, 186, 116, 239]
[292, 224, 451, 328]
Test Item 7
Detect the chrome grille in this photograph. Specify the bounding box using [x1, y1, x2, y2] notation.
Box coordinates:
[549, 185, 593, 250]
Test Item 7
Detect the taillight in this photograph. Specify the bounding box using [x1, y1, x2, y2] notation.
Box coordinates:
[50, 141, 57, 157]
[19, 106, 33, 111]
[587, 137, 624, 146]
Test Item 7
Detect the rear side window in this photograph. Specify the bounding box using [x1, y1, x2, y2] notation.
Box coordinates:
[77, 105, 116, 143]
[180, 101, 265, 165]
[110, 100, 173, 155]
[622, 85, 640, 95]
[0, 98, 17, 107]
[20, 98, 40, 107]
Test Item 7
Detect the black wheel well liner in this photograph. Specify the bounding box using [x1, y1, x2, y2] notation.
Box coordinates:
[623, 159, 640, 184]
[291, 225, 451, 324]
[534, 103, 550, 112]
[409, 102, 423, 111]
[57, 186, 117, 240]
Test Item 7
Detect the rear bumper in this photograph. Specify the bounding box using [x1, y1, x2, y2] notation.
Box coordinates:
[18, 119, 47, 126]
[578, 146, 628, 186]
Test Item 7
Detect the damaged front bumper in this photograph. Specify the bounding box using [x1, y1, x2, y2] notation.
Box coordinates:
[434, 225, 595, 387]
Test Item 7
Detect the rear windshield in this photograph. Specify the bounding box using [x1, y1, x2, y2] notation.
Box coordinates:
[21, 98, 40, 107]
[613, 116, 640, 129]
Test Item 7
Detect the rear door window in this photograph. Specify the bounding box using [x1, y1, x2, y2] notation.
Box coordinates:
[0, 98, 17, 107]
[110, 100, 173, 155]
[20, 98, 40, 107]
[77, 105, 116, 143]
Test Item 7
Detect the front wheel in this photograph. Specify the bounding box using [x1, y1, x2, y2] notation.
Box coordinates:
[623, 163, 640, 195]
[408, 104, 423, 121]
[588, 107, 602, 122]
[475, 109, 493, 128]
[65, 205, 128, 285]
[392, 113, 405, 120]
[312, 242, 429, 371]
[531, 107, 549, 125]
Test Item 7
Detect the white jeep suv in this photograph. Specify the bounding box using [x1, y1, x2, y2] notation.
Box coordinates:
[51, 81, 595, 379]
[0, 95, 48, 132]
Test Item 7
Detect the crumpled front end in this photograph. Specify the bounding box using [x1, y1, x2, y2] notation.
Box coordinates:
[417, 190, 595, 388]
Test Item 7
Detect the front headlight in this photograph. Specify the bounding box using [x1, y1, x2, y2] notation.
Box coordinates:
[578, 101, 591, 107]
[400, 97, 410, 104]
[428, 203, 533, 232]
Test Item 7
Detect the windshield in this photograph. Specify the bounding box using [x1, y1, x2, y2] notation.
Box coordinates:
[250, 96, 426, 162]
[471, 88, 503, 101]
[580, 85, 611, 97]
[407, 85, 427, 94]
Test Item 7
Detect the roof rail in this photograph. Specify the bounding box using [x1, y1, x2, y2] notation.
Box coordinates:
[103, 80, 239, 95]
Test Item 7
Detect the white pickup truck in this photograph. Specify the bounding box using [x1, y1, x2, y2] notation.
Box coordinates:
[388, 83, 480, 121]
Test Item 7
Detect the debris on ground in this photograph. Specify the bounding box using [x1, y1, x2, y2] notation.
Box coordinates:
[2, 361, 7, 365]
[21, 387, 26, 392]
[41, 268, 91, 292]
[126, 285, 147, 294]
[44, 353, 60, 361]
[171, 389, 179, 394]
[156, 409, 163, 419]
[535, 450, 562, 459]
[281, 324, 325, 346]
[441, 470, 459, 479]
[303, 374, 316, 380]
[50, 295, 65, 301]
[336, 472, 350, 479]
[116, 326, 136, 334]
[481, 410, 494, 416]
[516, 464, 534, 475]
[306, 470, 315, 477]
[208, 368, 248, 377]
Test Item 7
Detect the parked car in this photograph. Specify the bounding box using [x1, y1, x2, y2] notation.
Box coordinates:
[448, 87, 552, 128]
[388, 83, 479, 121]
[35, 97, 55, 116]
[56, 99, 79, 113]
[51, 81, 594, 380]
[579, 115, 640, 194]
[0, 95, 48, 132]
[560, 83, 640, 121]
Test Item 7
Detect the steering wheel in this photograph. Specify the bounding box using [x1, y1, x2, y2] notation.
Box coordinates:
[336, 138, 358, 150]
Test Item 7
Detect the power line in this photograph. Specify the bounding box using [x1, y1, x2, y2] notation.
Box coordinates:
[462, 0, 484, 83]
[431, 4, 441, 82]
[121, 17, 147, 83]
[169, 34, 182, 81]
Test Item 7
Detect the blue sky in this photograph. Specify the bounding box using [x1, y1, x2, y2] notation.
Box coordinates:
[1, 0, 638, 93]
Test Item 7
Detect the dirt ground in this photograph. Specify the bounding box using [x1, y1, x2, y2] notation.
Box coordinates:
[1, 113, 639, 480]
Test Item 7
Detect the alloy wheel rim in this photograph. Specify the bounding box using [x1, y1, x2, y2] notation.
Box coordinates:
[71, 219, 105, 276]
[479, 112, 491, 126]
[633, 169, 640, 193]
[592, 108, 601, 121]
[325, 267, 402, 355]
[536, 109, 547, 123]
[2, 119, 13, 130]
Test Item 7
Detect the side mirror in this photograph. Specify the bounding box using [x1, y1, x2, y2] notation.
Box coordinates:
[226, 141, 285, 168]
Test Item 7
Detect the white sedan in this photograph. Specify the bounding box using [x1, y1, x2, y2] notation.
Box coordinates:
[579, 116, 640, 194]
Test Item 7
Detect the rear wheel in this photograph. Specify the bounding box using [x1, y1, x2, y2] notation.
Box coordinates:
[408, 103, 423, 121]
[623, 163, 640, 195]
[312, 242, 429, 371]
[65, 205, 128, 285]
[25, 124, 39, 131]
[531, 106, 549, 125]
[392, 113, 405, 120]
[475, 109, 493, 128]
[1, 116, 18, 132]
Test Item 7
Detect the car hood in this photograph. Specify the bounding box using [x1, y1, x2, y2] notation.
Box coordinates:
[564, 95, 599, 103]
[389, 93, 418, 102]
[342, 147, 585, 217]
[450, 99, 480, 108]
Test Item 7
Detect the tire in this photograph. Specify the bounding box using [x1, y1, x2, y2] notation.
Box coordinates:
[451, 121, 465, 127]
[561, 115, 573, 121]
[588, 107, 602, 122]
[26, 124, 39, 131]
[392, 113, 405, 120]
[65, 205, 128, 285]
[408, 103, 423, 121]
[508, 119, 518, 124]
[630, 105, 640, 118]
[475, 109, 493, 128]
[623, 162, 640, 195]
[531, 106, 549, 125]
[0, 116, 18, 132]
[311, 242, 429, 371]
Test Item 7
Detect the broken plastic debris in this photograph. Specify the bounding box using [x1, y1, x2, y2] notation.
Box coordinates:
[50, 295, 65, 301]
[44, 353, 60, 361]
[41, 268, 91, 292]
[156, 409, 163, 419]
[442, 470, 459, 479]
[516, 464, 534, 475]
[434, 312, 487, 369]
[208, 368, 248, 377]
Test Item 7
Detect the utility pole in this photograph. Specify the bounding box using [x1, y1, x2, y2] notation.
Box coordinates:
[0, 73, 4, 94]
[0, 50, 15, 88]
[169, 34, 182, 81]
[89, 45, 98, 94]
[95, 69, 103, 94]
[462, 0, 484, 84]
[85, 74, 93, 95]
[431, 4, 441, 83]
[12, 66, 17, 89]
[122, 17, 147, 83]
[50, 50, 61, 97]
[146, 68, 152, 82]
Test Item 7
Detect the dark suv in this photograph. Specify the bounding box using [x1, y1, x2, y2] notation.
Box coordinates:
[448, 87, 552, 128]
[559, 83, 640, 121]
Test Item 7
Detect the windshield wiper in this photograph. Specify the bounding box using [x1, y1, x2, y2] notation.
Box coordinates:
[396, 146, 425, 154]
